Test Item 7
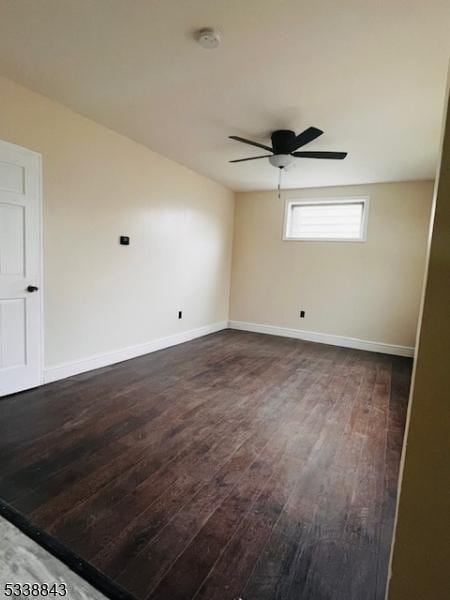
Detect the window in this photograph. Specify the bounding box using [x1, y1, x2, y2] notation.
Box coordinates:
[283, 197, 369, 241]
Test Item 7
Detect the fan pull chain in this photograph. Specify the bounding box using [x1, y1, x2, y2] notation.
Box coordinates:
[278, 167, 283, 199]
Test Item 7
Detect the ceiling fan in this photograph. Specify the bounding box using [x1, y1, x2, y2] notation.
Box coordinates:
[229, 127, 347, 170]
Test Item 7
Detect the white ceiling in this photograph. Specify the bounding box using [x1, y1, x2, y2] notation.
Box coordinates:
[0, 0, 449, 191]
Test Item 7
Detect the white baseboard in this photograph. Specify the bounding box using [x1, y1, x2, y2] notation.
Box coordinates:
[43, 321, 228, 384]
[43, 318, 413, 385]
[228, 320, 414, 357]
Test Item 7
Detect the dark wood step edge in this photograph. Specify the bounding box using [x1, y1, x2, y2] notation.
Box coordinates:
[0, 498, 136, 600]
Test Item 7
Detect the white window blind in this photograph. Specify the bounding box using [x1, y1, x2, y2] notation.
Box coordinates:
[284, 199, 368, 241]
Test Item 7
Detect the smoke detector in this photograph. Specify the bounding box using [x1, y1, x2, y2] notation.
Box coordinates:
[195, 28, 221, 50]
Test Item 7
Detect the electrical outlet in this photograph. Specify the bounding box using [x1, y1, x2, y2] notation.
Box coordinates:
[178, 311, 183, 319]
[300, 310, 305, 318]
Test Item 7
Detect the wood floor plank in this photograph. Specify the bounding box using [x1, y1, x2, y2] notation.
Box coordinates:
[0, 330, 411, 600]
[283, 360, 382, 600]
[90, 366, 322, 578]
[114, 366, 323, 597]
[197, 354, 370, 598]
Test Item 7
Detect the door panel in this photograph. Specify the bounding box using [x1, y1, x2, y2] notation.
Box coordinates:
[0, 140, 42, 396]
[0, 298, 26, 368]
[0, 203, 25, 275]
[0, 160, 25, 194]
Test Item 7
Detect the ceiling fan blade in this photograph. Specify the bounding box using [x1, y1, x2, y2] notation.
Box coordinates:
[291, 127, 324, 151]
[229, 155, 273, 163]
[292, 151, 347, 160]
[229, 135, 273, 153]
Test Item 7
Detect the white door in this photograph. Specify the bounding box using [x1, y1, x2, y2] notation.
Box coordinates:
[0, 140, 42, 396]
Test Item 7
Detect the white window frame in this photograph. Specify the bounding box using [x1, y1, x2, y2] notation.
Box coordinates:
[282, 196, 370, 242]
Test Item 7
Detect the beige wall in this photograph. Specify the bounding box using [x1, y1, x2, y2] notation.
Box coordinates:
[0, 74, 435, 375]
[387, 83, 450, 600]
[0, 76, 234, 368]
[230, 181, 433, 348]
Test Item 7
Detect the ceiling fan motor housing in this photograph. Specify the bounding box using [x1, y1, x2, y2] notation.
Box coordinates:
[271, 130, 296, 154]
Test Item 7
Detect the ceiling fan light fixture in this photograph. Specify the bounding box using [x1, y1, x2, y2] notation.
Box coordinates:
[269, 154, 295, 169]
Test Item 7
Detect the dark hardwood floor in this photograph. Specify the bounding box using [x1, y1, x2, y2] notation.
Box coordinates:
[0, 330, 411, 600]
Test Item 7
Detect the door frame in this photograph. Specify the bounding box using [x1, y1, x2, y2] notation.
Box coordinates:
[36, 146, 44, 389]
[0, 139, 44, 393]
